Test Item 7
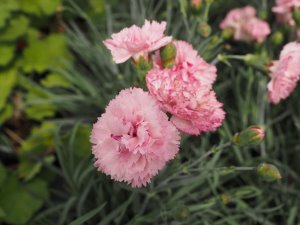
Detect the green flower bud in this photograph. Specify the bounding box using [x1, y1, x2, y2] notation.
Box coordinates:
[271, 31, 284, 46]
[257, 163, 282, 181]
[222, 28, 234, 40]
[232, 125, 265, 147]
[293, 9, 300, 27]
[173, 205, 190, 221]
[160, 42, 177, 69]
[220, 194, 232, 205]
[133, 56, 153, 81]
[198, 22, 212, 38]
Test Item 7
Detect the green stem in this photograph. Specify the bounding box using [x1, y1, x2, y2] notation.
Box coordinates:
[203, 2, 212, 22]
[189, 141, 232, 168]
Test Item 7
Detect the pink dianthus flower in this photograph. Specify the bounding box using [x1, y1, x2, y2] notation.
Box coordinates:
[103, 20, 172, 64]
[220, 6, 271, 43]
[90, 88, 180, 187]
[146, 41, 225, 135]
[273, 0, 300, 26]
[267, 42, 300, 104]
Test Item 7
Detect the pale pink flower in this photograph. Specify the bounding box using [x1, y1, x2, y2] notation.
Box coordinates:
[273, 0, 300, 26]
[267, 42, 300, 104]
[103, 20, 172, 63]
[90, 88, 180, 187]
[220, 6, 271, 43]
[191, 0, 202, 8]
[146, 41, 225, 135]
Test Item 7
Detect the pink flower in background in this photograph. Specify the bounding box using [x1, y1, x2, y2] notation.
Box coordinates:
[191, 0, 202, 8]
[220, 6, 270, 43]
[147, 41, 225, 135]
[273, 0, 300, 26]
[91, 88, 180, 187]
[267, 42, 300, 104]
[103, 20, 172, 63]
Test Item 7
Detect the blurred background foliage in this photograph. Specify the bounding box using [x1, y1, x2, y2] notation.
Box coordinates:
[0, 0, 300, 224]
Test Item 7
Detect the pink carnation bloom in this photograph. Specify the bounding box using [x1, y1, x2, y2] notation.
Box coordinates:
[146, 41, 225, 135]
[90, 88, 180, 187]
[267, 42, 300, 104]
[273, 0, 300, 26]
[220, 6, 271, 43]
[103, 20, 172, 64]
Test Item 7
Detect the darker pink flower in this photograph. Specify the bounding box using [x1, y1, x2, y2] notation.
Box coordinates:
[273, 0, 300, 26]
[103, 20, 172, 63]
[90, 88, 180, 187]
[146, 41, 225, 135]
[267, 42, 300, 104]
[220, 6, 271, 43]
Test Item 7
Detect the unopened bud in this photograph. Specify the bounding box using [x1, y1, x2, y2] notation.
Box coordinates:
[191, 0, 202, 9]
[222, 28, 234, 40]
[244, 54, 261, 65]
[293, 9, 300, 27]
[271, 31, 284, 46]
[160, 42, 177, 69]
[198, 22, 211, 38]
[257, 163, 282, 181]
[220, 194, 232, 205]
[173, 205, 190, 221]
[232, 125, 265, 147]
[133, 56, 153, 81]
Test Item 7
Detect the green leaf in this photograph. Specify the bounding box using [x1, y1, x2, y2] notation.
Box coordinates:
[69, 203, 106, 225]
[20, 122, 58, 155]
[21, 34, 72, 73]
[0, 104, 13, 126]
[0, 0, 19, 28]
[18, 156, 55, 181]
[71, 124, 92, 158]
[89, 0, 105, 14]
[0, 176, 48, 225]
[41, 73, 71, 88]
[0, 69, 17, 110]
[0, 44, 15, 66]
[20, 0, 61, 16]
[20, 76, 57, 120]
[0, 16, 29, 41]
[0, 163, 6, 187]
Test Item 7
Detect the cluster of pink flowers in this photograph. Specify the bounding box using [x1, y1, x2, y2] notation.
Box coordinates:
[267, 42, 300, 104]
[273, 0, 300, 26]
[220, 5, 300, 103]
[92, 20, 225, 187]
[92, 2, 300, 187]
[220, 6, 271, 43]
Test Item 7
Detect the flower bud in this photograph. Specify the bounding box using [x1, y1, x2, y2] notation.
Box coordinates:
[271, 31, 284, 46]
[257, 163, 282, 181]
[232, 125, 265, 147]
[198, 22, 212, 38]
[222, 28, 234, 40]
[191, 0, 202, 10]
[173, 205, 190, 221]
[160, 42, 177, 69]
[133, 56, 153, 81]
[293, 9, 300, 27]
[220, 194, 232, 205]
